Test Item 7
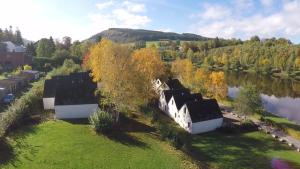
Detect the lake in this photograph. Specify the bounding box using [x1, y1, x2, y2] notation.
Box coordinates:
[225, 72, 300, 124]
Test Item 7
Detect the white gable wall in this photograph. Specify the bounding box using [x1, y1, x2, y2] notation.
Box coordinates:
[177, 104, 192, 132]
[43, 98, 55, 110]
[191, 118, 223, 134]
[159, 92, 169, 115]
[55, 104, 98, 119]
[168, 96, 179, 119]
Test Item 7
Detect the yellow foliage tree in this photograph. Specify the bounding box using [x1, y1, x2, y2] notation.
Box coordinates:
[88, 39, 165, 111]
[23, 64, 32, 70]
[208, 72, 228, 100]
[171, 59, 194, 87]
[295, 57, 300, 69]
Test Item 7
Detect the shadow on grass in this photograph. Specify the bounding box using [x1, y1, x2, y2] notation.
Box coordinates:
[190, 131, 300, 169]
[62, 118, 89, 124]
[0, 139, 15, 165]
[0, 126, 40, 167]
[105, 131, 149, 148]
[115, 114, 155, 133]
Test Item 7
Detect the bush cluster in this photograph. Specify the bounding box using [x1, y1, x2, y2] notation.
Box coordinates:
[0, 80, 44, 138]
[155, 122, 191, 150]
[89, 110, 114, 134]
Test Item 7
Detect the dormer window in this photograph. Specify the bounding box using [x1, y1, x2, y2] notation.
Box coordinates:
[184, 107, 187, 114]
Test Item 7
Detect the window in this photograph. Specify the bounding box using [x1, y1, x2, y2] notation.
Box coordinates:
[165, 105, 167, 111]
[175, 113, 177, 118]
[184, 107, 187, 114]
[188, 122, 191, 128]
[172, 100, 174, 105]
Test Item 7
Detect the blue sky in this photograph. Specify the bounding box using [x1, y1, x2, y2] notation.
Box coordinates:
[0, 0, 300, 43]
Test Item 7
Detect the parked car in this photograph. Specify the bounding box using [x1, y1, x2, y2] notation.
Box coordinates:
[3, 94, 15, 104]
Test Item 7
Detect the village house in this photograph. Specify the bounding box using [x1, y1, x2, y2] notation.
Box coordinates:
[0, 41, 31, 70]
[155, 78, 223, 134]
[43, 72, 99, 119]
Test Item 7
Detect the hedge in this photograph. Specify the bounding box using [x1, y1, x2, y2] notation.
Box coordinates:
[0, 80, 44, 138]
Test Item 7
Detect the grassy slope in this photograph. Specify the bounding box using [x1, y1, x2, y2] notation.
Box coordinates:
[1, 120, 196, 169]
[264, 114, 300, 140]
[192, 131, 300, 169]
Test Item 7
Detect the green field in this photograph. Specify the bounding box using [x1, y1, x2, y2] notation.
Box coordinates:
[0, 120, 196, 169]
[192, 131, 300, 169]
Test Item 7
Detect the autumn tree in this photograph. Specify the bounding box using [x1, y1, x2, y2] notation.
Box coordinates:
[132, 47, 165, 99]
[88, 39, 165, 111]
[171, 59, 194, 87]
[208, 72, 228, 100]
[234, 85, 263, 117]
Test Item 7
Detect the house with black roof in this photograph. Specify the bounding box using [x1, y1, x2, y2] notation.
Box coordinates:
[177, 99, 223, 134]
[156, 78, 223, 134]
[43, 72, 99, 119]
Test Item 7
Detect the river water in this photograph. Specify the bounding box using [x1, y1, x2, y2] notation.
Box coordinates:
[225, 72, 300, 124]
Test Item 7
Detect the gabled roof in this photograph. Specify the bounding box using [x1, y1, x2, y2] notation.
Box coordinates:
[185, 99, 223, 123]
[172, 92, 202, 110]
[166, 78, 189, 91]
[43, 72, 98, 105]
[163, 89, 189, 103]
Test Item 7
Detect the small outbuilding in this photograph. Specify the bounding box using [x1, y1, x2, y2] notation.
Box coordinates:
[43, 72, 98, 119]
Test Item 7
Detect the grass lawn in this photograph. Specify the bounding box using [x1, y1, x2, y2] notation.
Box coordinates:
[192, 131, 300, 169]
[0, 120, 197, 169]
[264, 114, 300, 140]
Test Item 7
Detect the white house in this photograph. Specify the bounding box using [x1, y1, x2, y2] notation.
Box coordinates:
[43, 72, 99, 119]
[177, 100, 223, 134]
[156, 78, 223, 134]
[43, 80, 56, 110]
[1, 41, 26, 53]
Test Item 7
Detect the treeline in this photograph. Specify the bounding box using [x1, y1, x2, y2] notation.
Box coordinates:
[31, 36, 93, 71]
[0, 26, 23, 45]
[0, 59, 82, 138]
[202, 37, 300, 74]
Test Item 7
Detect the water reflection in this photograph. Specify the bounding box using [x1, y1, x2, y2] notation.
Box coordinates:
[225, 72, 300, 98]
[225, 72, 300, 124]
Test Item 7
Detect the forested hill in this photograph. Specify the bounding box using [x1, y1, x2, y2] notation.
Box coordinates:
[89, 28, 208, 43]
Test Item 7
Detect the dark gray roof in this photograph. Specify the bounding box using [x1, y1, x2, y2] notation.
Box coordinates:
[172, 92, 202, 110]
[43, 72, 98, 105]
[166, 78, 189, 91]
[186, 99, 223, 123]
[163, 89, 189, 103]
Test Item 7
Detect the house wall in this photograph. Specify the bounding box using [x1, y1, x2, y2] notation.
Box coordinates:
[191, 118, 223, 134]
[43, 98, 55, 110]
[168, 97, 178, 119]
[55, 104, 98, 119]
[159, 92, 170, 116]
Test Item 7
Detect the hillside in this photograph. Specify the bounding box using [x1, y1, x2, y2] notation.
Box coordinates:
[89, 28, 208, 43]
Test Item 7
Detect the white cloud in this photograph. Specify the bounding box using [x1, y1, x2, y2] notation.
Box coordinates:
[122, 1, 146, 13]
[260, 0, 275, 7]
[233, 0, 254, 9]
[88, 1, 150, 34]
[191, 0, 300, 40]
[200, 3, 231, 20]
[96, 1, 114, 10]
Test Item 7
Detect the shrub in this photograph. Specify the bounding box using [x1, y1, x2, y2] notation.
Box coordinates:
[89, 110, 114, 134]
[155, 121, 191, 149]
[0, 80, 44, 138]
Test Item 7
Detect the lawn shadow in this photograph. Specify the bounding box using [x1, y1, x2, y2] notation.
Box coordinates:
[115, 115, 155, 133]
[61, 118, 89, 124]
[0, 125, 41, 167]
[105, 131, 149, 148]
[189, 131, 300, 169]
[0, 139, 15, 165]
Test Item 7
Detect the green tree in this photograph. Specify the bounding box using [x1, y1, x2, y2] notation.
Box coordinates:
[234, 85, 263, 117]
[36, 38, 56, 57]
[15, 28, 23, 45]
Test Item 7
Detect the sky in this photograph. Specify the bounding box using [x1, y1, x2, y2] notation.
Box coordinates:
[1, 0, 300, 43]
